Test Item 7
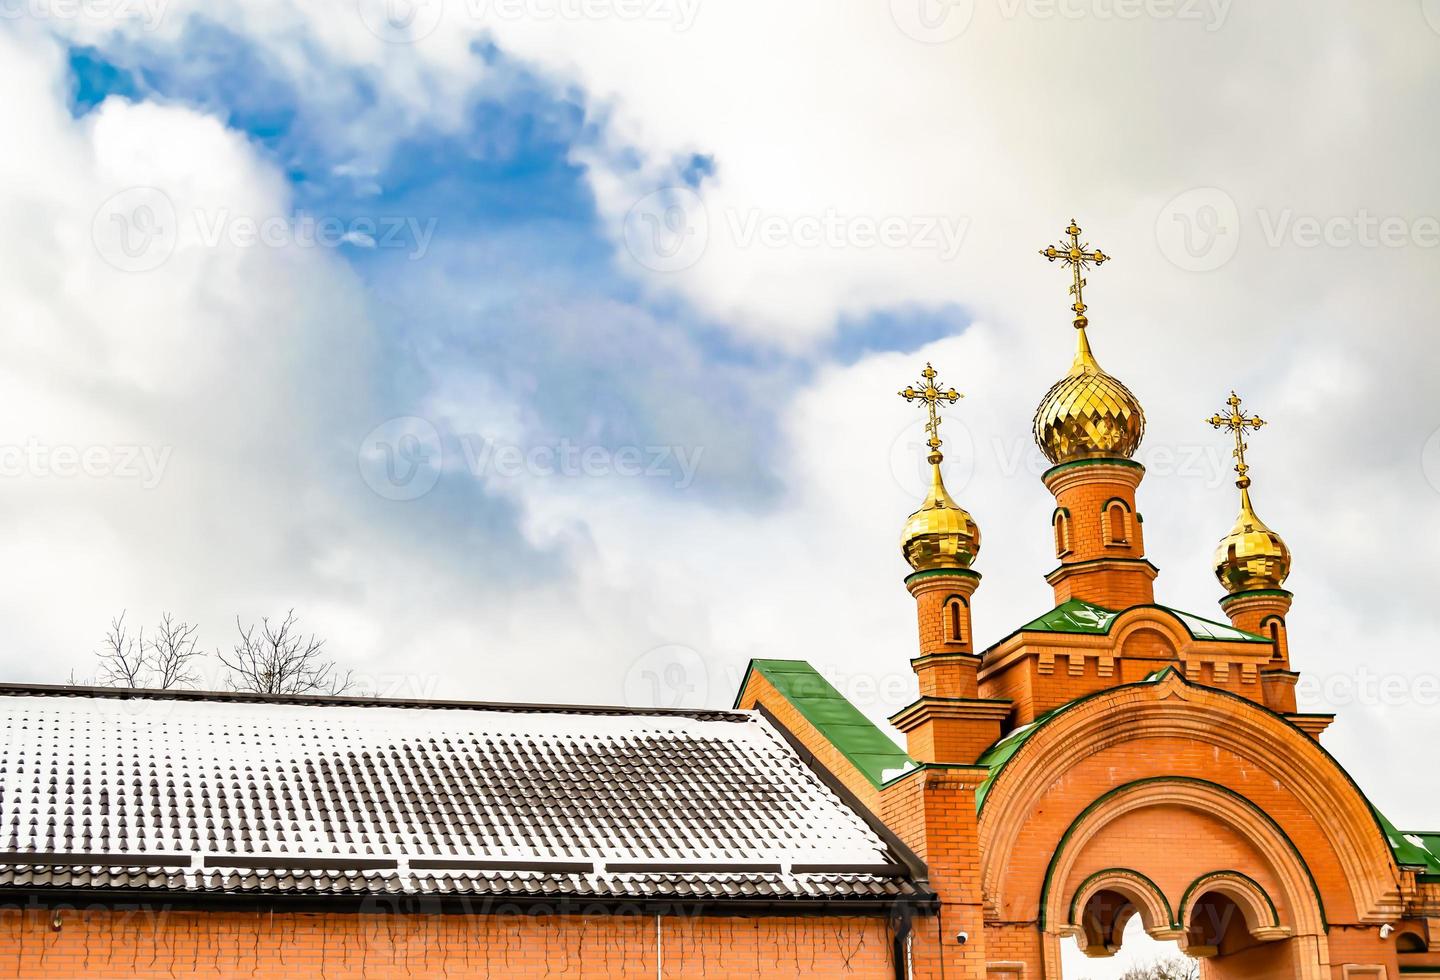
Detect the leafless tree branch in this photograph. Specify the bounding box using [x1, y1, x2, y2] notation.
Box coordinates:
[96, 612, 147, 688]
[1119, 957, 1199, 980]
[147, 612, 202, 690]
[218, 610, 353, 695]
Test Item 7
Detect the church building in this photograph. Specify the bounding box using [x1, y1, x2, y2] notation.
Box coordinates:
[1, 222, 1436, 978]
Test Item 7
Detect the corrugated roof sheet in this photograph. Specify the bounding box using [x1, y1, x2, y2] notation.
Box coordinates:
[0, 689, 920, 904]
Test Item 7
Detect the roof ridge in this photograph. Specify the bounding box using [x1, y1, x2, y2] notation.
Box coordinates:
[0, 682, 750, 720]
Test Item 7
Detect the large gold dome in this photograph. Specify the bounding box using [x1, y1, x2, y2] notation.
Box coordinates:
[1033, 327, 1145, 465]
[902, 461, 980, 571]
[1214, 487, 1291, 593]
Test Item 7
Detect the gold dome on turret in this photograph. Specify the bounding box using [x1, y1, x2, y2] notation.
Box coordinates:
[1213, 487, 1291, 592]
[902, 457, 981, 571]
[1033, 220, 1145, 465]
[1033, 328, 1146, 465]
[1209, 391, 1291, 593]
[898, 363, 980, 572]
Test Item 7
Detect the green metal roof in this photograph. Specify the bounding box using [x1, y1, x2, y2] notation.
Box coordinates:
[1016, 598, 1268, 644]
[1390, 825, 1440, 873]
[736, 659, 916, 788]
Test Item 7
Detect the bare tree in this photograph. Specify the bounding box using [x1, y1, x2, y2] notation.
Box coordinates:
[95, 612, 148, 688]
[88, 611, 205, 689]
[219, 610, 353, 695]
[1119, 957, 1200, 980]
[148, 612, 203, 689]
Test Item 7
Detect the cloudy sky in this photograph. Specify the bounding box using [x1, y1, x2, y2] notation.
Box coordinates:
[2, 2, 1438, 972]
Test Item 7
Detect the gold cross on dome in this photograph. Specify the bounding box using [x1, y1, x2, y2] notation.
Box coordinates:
[1208, 390, 1266, 489]
[1039, 219, 1111, 329]
[899, 362, 962, 463]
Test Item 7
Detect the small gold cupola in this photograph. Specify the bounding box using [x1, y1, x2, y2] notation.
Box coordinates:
[898, 363, 980, 571]
[1033, 220, 1146, 464]
[1209, 391, 1291, 593]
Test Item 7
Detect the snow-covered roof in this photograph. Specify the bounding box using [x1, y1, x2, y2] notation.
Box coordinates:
[0, 686, 923, 906]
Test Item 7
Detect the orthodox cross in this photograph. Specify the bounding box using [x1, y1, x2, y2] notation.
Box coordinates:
[899, 362, 962, 463]
[1208, 391, 1265, 489]
[1039, 219, 1111, 328]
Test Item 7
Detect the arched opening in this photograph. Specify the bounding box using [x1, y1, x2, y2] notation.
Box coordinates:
[1105, 501, 1130, 546]
[1054, 508, 1073, 557]
[945, 596, 965, 644]
[1062, 914, 1197, 979]
[1261, 616, 1287, 662]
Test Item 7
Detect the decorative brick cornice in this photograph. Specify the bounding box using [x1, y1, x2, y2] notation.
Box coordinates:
[889, 696, 1012, 734]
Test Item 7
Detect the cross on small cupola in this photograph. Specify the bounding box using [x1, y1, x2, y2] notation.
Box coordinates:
[1208, 390, 1266, 490]
[899, 362, 962, 465]
[1039, 219, 1111, 329]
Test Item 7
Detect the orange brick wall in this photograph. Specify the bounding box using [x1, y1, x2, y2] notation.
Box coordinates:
[0, 907, 897, 979]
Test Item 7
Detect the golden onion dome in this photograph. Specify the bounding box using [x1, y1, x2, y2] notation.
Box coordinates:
[901, 458, 981, 571]
[1033, 325, 1146, 465]
[1214, 485, 1291, 593]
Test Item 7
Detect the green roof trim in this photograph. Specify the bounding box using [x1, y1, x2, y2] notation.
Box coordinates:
[735, 659, 916, 789]
[1013, 598, 1269, 644]
[1388, 825, 1440, 873]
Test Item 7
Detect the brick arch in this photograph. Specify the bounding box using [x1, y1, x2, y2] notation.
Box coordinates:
[1066, 867, 1182, 953]
[1178, 870, 1287, 939]
[1035, 778, 1325, 980]
[977, 672, 1402, 929]
[1108, 607, 1191, 654]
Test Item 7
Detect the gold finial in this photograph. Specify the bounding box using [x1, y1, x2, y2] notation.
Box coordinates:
[1208, 390, 1266, 490]
[1208, 390, 1290, 593]
[897, 362, 978, 572]
[899, 362, 962, 465]
[1039, 218, 1111, 330]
